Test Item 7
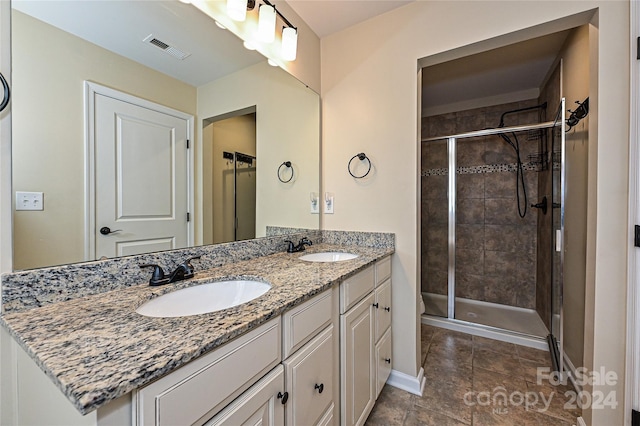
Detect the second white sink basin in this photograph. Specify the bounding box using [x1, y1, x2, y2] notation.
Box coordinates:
[299, 252, 358, 262]
[136, 280, 271, 318]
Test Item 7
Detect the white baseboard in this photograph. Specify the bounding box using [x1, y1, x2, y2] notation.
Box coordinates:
[386, 367, 426, 396]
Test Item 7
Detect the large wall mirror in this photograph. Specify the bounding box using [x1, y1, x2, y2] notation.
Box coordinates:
[10, 0, 320, 271]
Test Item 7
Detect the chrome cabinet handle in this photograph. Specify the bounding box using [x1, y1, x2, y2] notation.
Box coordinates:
[0, 72, 10, 112]
[100, 227, 122, 235]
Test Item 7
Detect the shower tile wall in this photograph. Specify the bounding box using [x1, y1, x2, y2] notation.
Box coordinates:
[422, 100, 541, 309]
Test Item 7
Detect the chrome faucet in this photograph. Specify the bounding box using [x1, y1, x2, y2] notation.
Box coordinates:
[285, 237, 313, 253]
[140, 256, 201, 286]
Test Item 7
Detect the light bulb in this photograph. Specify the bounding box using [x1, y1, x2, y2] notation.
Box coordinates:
[243, 40, 257, 50]
[227, 0, 247, 21]
[257, 4, 276, 43]
[281, 26, 297, 61]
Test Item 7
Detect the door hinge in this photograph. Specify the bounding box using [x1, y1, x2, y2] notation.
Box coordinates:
[187, 212, 190, 222]
[637, 37, 640, 60]
[632, 409, 639, 426]
[635, 225, 640, 247]
[186, 139, 190, 149]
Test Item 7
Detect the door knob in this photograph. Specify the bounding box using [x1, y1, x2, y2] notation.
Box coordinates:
[100, 226, 121, 235]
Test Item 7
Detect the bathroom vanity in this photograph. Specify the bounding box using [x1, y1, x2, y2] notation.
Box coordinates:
[0, 232, 393, 426]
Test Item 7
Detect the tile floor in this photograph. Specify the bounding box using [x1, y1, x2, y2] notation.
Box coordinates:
[366, 324, 581, 425]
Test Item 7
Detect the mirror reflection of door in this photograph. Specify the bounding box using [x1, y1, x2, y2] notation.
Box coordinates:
[89, 83, 193, 259]
[203, 109, 257, 244]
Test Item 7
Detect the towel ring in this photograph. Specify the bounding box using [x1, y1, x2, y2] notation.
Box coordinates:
[0, 73, 10, 112]
[348, 153, 371, 178]
[277, 161, 294, 183]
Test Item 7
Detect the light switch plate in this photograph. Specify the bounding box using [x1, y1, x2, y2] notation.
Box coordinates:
[16, 191, 44, 211]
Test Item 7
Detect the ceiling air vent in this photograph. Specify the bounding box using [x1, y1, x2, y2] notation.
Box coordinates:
[143, 34, 191, 60]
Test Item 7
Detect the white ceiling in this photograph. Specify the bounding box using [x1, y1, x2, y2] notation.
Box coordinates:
[422, 30, 571, 115]
[13, 0, 264, 87]
[286, 0, 414, 38]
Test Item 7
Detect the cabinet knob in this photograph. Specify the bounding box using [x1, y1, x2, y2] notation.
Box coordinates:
[314, 383, 324, 394]
[385, 358, 391, 364]
[384, 306, 390, 312]
[277, 391, 289, 404]
[372, 303, 379, 309]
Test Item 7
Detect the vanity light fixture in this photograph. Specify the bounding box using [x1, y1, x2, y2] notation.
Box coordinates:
[281, 26, 298, 61]
[243, 40, 257, 50]
[225, 0, 298, 61]
[227, 0, 251, 21]
[257, 3, 276, 43]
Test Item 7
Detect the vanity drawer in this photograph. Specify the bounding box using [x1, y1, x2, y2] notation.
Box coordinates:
[282, 288, 333, 359]
[375, 256, 391, 287]
[340, 265, 374, 314]
[134, 318, 281, 426]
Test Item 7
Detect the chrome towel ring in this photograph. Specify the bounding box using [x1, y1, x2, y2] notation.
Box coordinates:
[0, 72, 10, 112]
[277, 161, 294, 183]
[348, 153, 371, 178]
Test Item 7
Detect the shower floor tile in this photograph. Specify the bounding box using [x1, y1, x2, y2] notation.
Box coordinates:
[365, 326, 581, 426]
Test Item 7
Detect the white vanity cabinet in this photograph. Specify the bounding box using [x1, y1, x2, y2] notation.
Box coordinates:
[340, 255, 392, 426]
[133, 317, 282, 426]
[133, 288, 337, 426]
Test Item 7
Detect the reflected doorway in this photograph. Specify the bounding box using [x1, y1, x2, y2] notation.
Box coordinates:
[203, 108, 257, 244]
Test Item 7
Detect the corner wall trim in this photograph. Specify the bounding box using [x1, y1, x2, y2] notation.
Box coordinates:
[386, 367, 426, 396]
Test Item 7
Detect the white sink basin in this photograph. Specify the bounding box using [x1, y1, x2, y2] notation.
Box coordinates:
[136, 280, 271, 318]
[299, 252, 358, 262]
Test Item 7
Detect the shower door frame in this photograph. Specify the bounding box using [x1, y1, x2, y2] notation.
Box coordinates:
[423, 103, 566, 342]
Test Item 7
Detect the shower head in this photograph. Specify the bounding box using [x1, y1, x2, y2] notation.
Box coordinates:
[566, 98, 589, 130]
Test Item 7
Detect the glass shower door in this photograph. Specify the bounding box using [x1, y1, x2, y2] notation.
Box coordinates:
[549, 98, 566, 377]
[422, 139, 449, 317]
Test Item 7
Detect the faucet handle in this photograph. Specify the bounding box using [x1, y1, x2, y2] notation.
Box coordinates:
[299, 237, 312, 245]
[140, 264, 169, 286]
[181, 256, 201, 275]
[285, 240, 295, 253]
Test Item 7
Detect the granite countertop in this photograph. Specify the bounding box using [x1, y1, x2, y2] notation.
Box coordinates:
[0, 243, 392, 415]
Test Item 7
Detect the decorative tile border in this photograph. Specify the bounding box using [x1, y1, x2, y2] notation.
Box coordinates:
[421, 162, 539, 177]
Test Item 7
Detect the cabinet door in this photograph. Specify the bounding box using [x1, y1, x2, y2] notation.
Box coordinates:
[340, 293, 375, 426]
[283, 325, 334, 426]
[375, 328, 392, 398]
[205, 365, 285, 426]
[374, 278, 392, 342]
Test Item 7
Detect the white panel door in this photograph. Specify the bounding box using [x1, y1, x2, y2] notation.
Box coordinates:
[94, 93, 189, 259]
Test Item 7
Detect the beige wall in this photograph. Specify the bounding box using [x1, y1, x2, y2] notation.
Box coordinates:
[321, 2, 629, 424]
[197, 61, 320, 238]
[11, 11, 197, 270]
[560, 24, 590, 374]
